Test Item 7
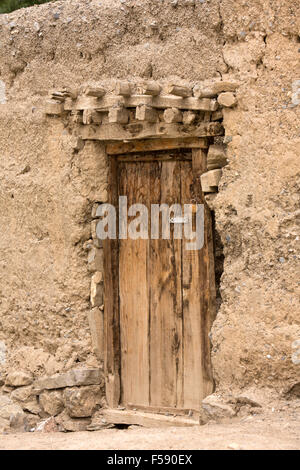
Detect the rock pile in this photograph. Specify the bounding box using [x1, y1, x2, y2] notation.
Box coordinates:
[0, 367, 104, 433]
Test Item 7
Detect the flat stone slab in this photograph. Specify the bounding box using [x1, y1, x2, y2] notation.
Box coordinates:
[33, 368, 103, 391]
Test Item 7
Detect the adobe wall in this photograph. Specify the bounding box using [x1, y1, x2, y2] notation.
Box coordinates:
[0, 0, 299, 422]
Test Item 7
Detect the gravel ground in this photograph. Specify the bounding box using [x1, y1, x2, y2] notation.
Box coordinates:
[0, 411, 299, 450]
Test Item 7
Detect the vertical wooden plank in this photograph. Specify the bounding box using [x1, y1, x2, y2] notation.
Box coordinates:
[181, 159, 215, 408]
[149, 161, 183, 408]
[201, 202, 216, 398]
[119, 162, 150, 407]
[103, 157, 121, 408]
[192, 146, 216, 398]
[181, 161, 203, 409]
[192, 148, 207, 176]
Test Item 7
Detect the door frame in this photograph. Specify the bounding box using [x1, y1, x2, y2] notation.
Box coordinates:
[103, 138, 216, 409]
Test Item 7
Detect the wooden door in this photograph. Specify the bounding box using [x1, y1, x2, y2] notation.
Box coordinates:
[104, 152, 215, 412]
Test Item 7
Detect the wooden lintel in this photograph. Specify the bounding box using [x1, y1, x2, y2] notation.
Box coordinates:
[100, 409, 199, 428]
[116, 153, 192, 162]
[79, 122, 224, 141]
[106, 137, 208, 155]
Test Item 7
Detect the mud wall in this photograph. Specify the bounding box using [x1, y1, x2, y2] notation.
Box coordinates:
[0, 0, 299, 397]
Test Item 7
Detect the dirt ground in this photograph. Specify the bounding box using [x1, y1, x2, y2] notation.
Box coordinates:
[0, 411, 299, 450]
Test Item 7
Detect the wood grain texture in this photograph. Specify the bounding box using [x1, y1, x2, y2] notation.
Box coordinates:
[119, 162, 150, 407]
[149, 161, 183, 408]
[106, 137, 208, 155]
[100, 409, 198, 427]
[192, 148, 207, 176]
[79, 122, 224, 141]
[181, 161, 206, 408]
[103, 158, 121, 407]
[191, 146, 217, 393]
[106, 151, 215, 411]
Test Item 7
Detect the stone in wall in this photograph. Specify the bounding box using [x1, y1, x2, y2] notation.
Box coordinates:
[0, 341, 6, 365]
[39, 390, 64, 417]
[35, 416, 59, 433]
[207, 144, 227, 170]
[5, 371, 33, 387]
[88, 308, 104, 360]
[8, 386, 40, 418]
[0, 416, 9, 433]
[85, 241, 104, 273]
[90, 272, 104, 307]
[0, 395, 26, 432]
[217, 92, 237, 108]
[33, 368, 103, 391]
[199, 395, 236, 425]
[22, 397, 41, 416]
[63, 385, 102, 418]
[56, 410, 91, 432]
[10, 385, 35, 403]
[0, 81, 6, 104]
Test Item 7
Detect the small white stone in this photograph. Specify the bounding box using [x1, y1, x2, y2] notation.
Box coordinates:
[0, 341, 6, 364]
[0, 80, 6, 104]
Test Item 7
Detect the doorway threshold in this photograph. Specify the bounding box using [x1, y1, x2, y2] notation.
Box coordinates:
[99, 408, 199, 428]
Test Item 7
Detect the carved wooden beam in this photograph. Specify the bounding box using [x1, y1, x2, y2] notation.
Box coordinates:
[79, 122, 224, 141]
[106, 137, 208, 155]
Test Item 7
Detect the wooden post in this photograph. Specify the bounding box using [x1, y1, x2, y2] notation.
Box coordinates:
[103, 158, 121, 408]
[192, 144, 216, 398]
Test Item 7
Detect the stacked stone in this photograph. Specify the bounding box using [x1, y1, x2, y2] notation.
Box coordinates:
[85, 203, 106, 364]
[0, 368, 105, 433]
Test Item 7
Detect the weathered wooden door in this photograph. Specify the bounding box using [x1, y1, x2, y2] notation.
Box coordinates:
[104, 150, 215, 412]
